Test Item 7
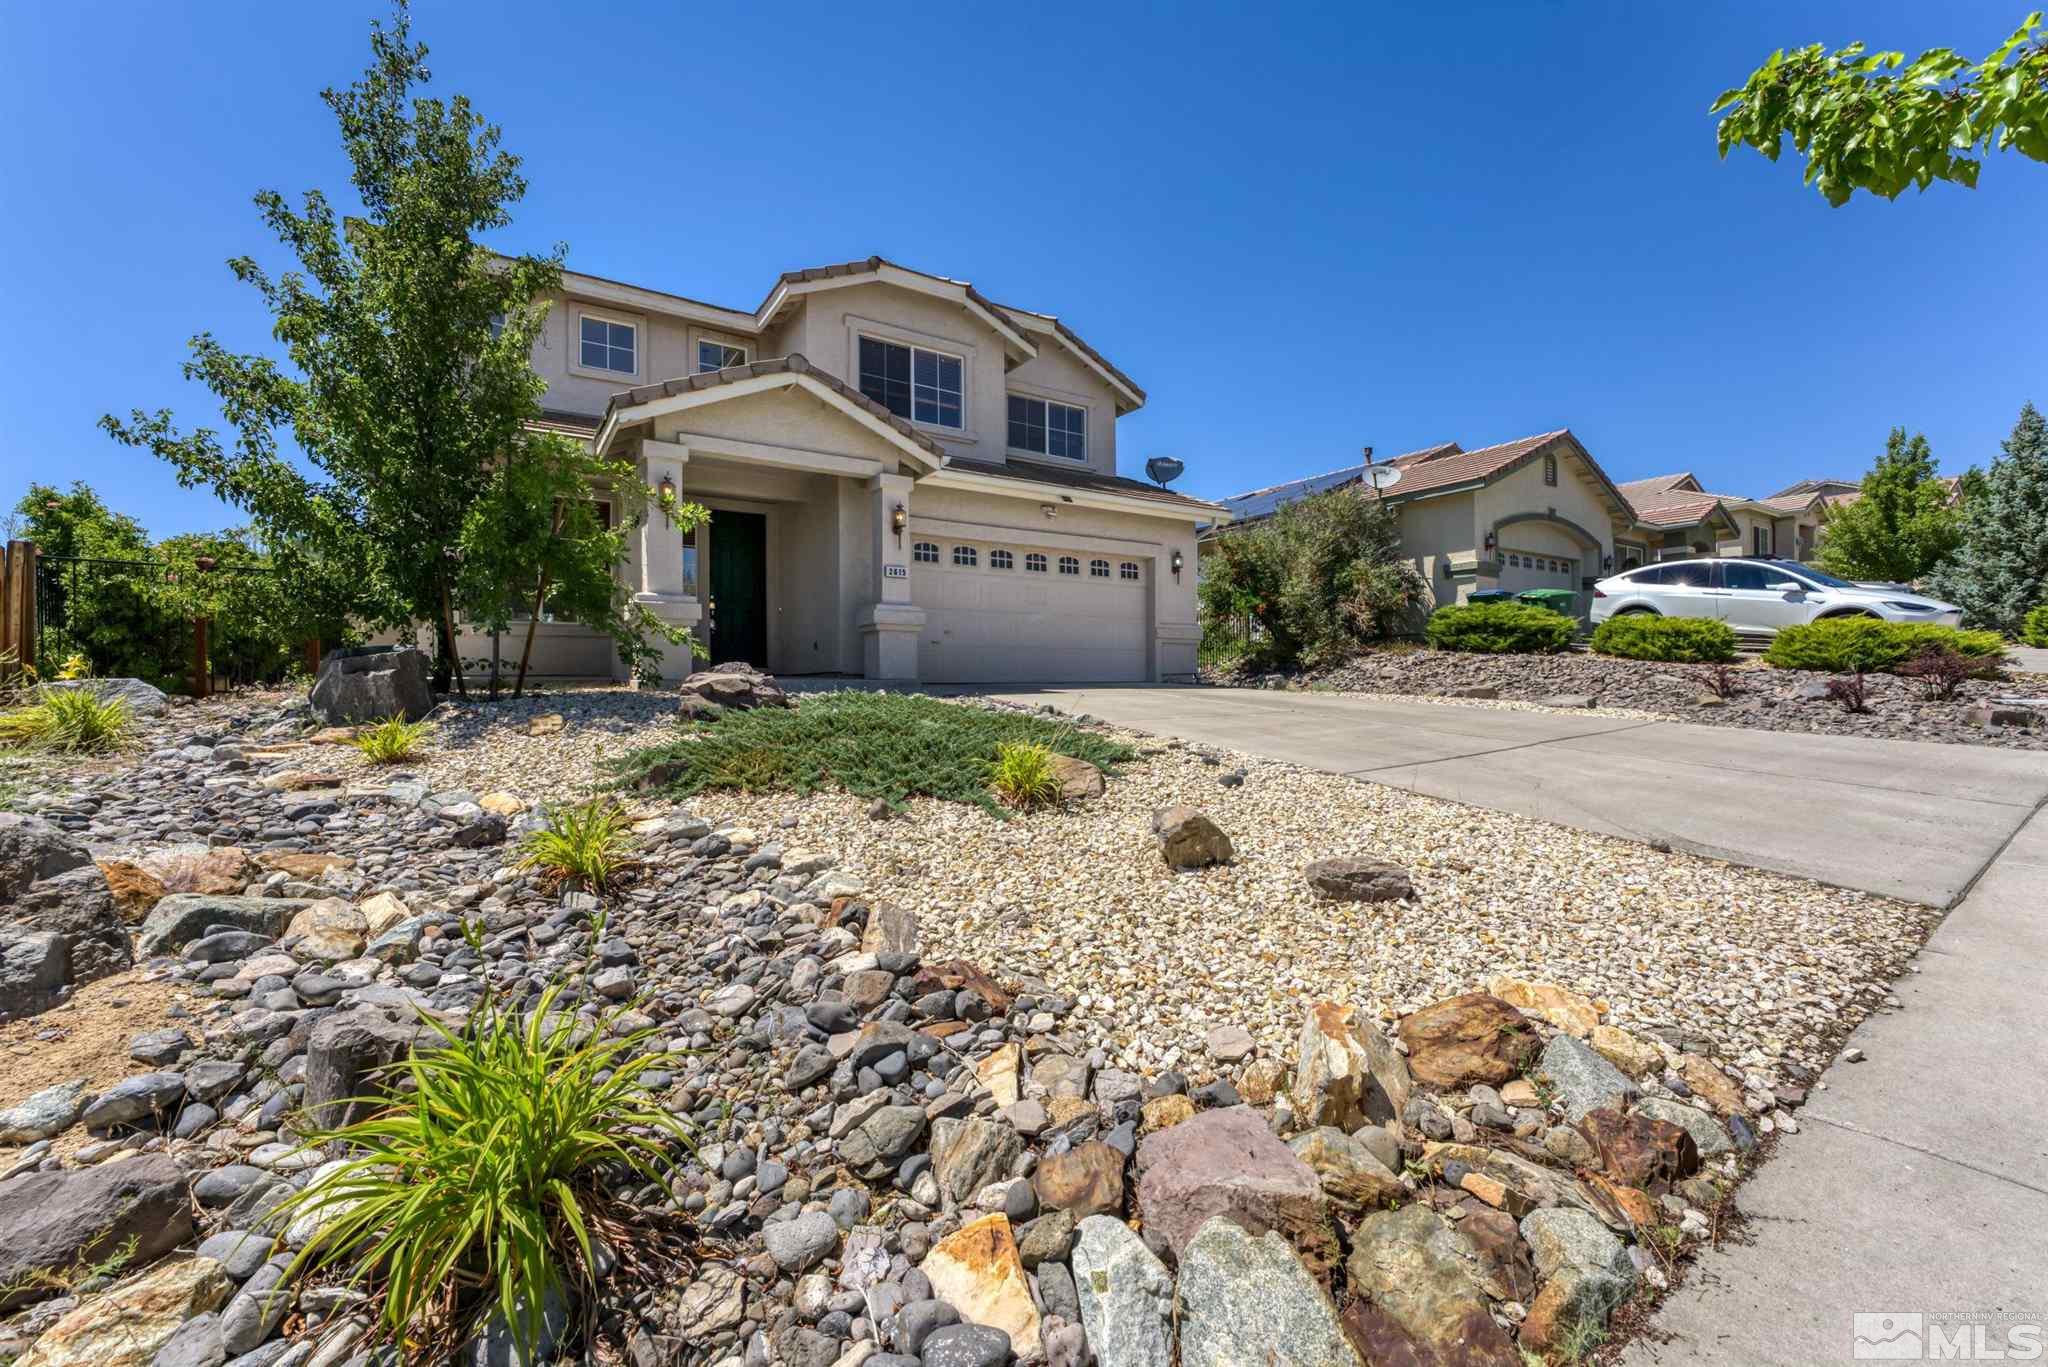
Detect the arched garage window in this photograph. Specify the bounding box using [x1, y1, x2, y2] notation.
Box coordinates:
[990, 549, 1014, 569]
[1089, 559, 1110, 577]
[952, 545, 978, 567]
[913, 542, 939, 563]
[1025, 553, 1047, 572]
[1058, 555, 1080, 575]
[1120, 561, 1140, 581]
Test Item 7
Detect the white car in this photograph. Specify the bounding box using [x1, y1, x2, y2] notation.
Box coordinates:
[1589, 558, 1963, 634]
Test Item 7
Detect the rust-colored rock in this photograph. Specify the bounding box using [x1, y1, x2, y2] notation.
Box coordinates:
[919, 1214, 1041, 1357]
[1397, 993, 1540, 1089]
[1046, 754, 1104, 801]
[910, 959, 1010, 1014]
[1339, 1301, 1439, 1367]
[1577, 1108, 1699, 1195]
[1580, 1171, 1659, 1230]
[1457, 1206, 1536, 1303]
[1033, 1141, 1125, 1219]
[136, 846, 257, 897]
[1678, 1055, 1749, 1116]
[1486, 976, 1601, 1037]
[95, 861, 165, 920]
[1291, 999, 1412, 1131]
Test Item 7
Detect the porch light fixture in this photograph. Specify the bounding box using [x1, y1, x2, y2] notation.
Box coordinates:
[891, 503, 907, 543]
[1482, 531, 1497, 554]
[1171, 549, 1184, 580]
[657, 474, 677, 527]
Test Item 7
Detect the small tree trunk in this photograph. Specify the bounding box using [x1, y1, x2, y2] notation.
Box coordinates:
[438, 577, 467, 698]
[513, 504, 564, 699]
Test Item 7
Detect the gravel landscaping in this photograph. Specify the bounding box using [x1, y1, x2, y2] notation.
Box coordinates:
[1282, 646, 2048, 749]
[0, 672, 1945, 1365]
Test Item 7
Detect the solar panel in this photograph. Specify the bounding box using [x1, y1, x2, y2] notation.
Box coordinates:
[1217, 465, 1365, 523]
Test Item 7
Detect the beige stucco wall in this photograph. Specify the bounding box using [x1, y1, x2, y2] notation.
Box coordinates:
[1394, 493, 1477, 608]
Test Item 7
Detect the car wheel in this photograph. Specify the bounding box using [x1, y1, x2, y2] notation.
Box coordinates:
[1615, 607, 1659, 616]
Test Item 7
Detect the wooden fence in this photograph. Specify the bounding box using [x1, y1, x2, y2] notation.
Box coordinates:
[0, 541, 33, 682]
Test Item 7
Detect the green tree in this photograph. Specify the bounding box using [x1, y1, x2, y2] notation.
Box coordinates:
[17, 483, 171, 681]
[1712, 13, 2048, 205]
[1813, 429, 1963, 583]
[1197, 489, 1425, 670]
[101, 3, 617, 695]
[1925, 403, 2048, 633]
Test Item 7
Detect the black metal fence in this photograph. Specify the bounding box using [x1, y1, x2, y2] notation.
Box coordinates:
[35, 554, 299, 694]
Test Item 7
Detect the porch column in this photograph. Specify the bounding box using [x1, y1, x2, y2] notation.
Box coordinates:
[634, 438, 703, 682]
[857, 471, 924, 681]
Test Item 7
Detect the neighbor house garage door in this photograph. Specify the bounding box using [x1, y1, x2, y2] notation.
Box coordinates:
[1497, 549, 1581, 613]
[911, 539, 1150, 683]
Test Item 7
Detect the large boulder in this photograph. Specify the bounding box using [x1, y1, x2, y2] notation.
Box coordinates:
[1576, 1107, 1700, 1194]
[1303, 857, 1414, 903]
[1291, 999, 1412, 1131]
[4, 867, 133, 986]
[0, 1155, 195, 1310]
[1176, 1218, 1359, 1367]
[136, 895, 308, 959]
[677, 663, 790, 711]
[1150, 806, 1233, 870]
[1134, 1106, 1334, 1275]
[1396, 992, 1540, 1089]
[303, 1008, 428, 1130]
[40, 676, 168, 719]
[309, 646, 433, 725]
[0, 815, 91, 899]
[14, 1255, 228, 1367]
[1345, 1204, 1520, 1366]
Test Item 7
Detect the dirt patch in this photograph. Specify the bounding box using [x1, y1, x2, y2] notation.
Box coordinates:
[0, 971, 198, 1162]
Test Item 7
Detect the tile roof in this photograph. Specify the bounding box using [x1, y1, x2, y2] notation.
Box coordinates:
[1617, 473, 1700, 501]
[1756, 492, 1824, 513]
[1379, 430, 1569, 499]
[1630, 494, 1730, 529]
[604, 354, 949, 461]
[528, 408, 602, 437]
[943, 456, 1218, 510]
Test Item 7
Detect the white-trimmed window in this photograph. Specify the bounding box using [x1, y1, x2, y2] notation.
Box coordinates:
[697, 340, 748, 373]
[1025, 553, 1048, 573]
[990, 549, 1014, 570]
[858, 336, 962, 428]
[578, 315, 636, 374]
[1007, 395, 1087, 460]
[952, 545, 978, 567]
[1119, 561, 1140, 581]
[1058, 555, 1080, 575]
[1089, 558, 1110, 578]
[913, 541, 940, 564]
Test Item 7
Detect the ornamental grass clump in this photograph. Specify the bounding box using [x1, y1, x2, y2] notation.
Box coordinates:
[352, 716, 431, 763]
[987, 740, 1063, 810]
[279, 985, 694, 1361]
[516, 798, 637, 892]
[0, 687, 132, 754]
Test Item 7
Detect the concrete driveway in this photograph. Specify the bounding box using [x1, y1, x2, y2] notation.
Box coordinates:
[971, 685, 2048, 907]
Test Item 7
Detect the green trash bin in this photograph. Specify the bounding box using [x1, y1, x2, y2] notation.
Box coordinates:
[1467, 589, 1515, 605]
[1514, 588, 1579, 615]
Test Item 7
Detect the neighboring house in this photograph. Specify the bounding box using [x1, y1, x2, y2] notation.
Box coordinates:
[460, 256, 1218, 685]
[1617, 473, 1826, 562]
[1210, 429, 1641, 614]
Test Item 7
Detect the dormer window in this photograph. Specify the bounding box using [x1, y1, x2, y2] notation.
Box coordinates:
[858, 337, 962, 429]
[697, 340, 748, 373]
[578, 315, 636, 375]
[1007, 396, 1086, 461]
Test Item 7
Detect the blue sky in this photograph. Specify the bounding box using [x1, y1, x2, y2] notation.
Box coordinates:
[3, 1, 2043, 535]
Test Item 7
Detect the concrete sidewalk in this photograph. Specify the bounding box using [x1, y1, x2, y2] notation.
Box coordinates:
[975, 685, 2048, 906]
[1620, 803, 2048, 1365]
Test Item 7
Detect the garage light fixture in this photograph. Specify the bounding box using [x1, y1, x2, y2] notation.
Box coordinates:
[891, 503, 906, 544]
[1171, 549, 1184, 580]
[1483, 531, 1497, 554]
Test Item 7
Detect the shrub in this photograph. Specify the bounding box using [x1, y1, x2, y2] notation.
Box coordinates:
[2023, 605, 2048, 649]
[1896, 646, 1982, 701]
[517, 799, 638, 892]
[1424, 602, 1576, 655]
[987, 740, 1062, 810]
[612, 692, 1133, 816]
[1763, 619, 2007, 673]
[1591, 615, 1738, 663]
[352, 716, 431, 763]
[0, 688, 132, 753]
[281, 984, 692, 1360]
[1700, 663, 1744, 699]
[1197, 489, 1427, 670]
[1824, 671, 1871, 714]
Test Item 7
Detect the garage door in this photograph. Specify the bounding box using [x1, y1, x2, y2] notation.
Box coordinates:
[911, 539, 1150, 683]
[1497, 549, 1581, 608]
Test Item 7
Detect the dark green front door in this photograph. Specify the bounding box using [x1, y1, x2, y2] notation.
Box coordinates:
[708, 510, 767, 667]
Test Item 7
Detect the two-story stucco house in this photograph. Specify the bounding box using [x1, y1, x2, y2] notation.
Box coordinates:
[486, 257, 1219, 684]
[1618, 474, 1827, 562]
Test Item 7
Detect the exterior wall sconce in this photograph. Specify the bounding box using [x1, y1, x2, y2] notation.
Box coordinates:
[1482, 531, 1497, 555]
[657, 474, 677, 527]
[891, 503, 907, 544]
[1171, 549, 1184, 580]
[1602, 553, 1614, 570]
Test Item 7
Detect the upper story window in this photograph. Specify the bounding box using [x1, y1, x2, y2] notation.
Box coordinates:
[1543, 454, 1558, 486]
[1007, 396, 1087, 461]
[912, 541, 940, 564]
[952, 545, 978, 567]
[579, 315, 636, 375]
[858, 337, 962, 429]
[697, 341, 748, 373]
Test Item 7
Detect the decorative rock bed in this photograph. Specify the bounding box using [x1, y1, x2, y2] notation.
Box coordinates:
[0, 684, 1924, 1364]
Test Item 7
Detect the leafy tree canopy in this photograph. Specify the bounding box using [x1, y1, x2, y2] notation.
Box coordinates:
[1713, 12, 2048, 204]
[1813, 428, 1963, 584]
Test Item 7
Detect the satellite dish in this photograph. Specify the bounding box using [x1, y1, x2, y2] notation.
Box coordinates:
[1366, 465, 1403, 490]
[1145, 456, 1185, 487]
